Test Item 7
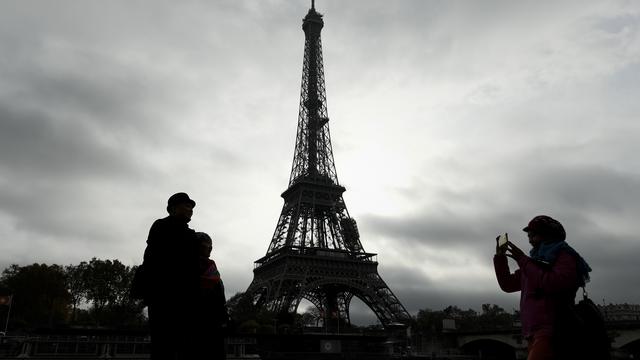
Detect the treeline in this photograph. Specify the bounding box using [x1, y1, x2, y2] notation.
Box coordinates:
[1, 260, 516, 334]
[0, 259, 145, 331]
[414, 304, 517, 334]
[226, 291, 517, 335]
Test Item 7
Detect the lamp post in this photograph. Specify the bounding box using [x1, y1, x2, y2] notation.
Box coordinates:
[1, 295, 12, 335]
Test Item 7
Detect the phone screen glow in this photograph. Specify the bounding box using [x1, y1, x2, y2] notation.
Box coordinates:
[498, 233, 508, 247]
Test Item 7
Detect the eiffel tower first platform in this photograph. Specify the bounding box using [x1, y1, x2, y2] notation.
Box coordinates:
[245, 1, 411, 329]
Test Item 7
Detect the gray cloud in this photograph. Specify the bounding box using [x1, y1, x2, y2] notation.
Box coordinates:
[356, 161, 640, 310]
[0, 103, 140, 179]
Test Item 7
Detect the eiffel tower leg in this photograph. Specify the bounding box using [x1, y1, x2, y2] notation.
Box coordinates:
[321, 285, 341, 333]
[337, 292, 353, 326]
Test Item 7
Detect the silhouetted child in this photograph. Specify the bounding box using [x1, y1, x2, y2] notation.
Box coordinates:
[191, 232, 228, 360]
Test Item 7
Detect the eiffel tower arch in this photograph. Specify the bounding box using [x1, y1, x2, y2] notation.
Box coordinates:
[245, 2, 411, 329]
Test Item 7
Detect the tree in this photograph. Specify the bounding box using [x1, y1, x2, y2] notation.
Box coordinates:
[84, 258, 120, 311]
[477, 303, 514, 330]
[441, 305, 478, 331]
[301, 306, 323, 326]
[82, 258, 144, 327]
[65, 262, 88, 322]
[226, 291, 277, 333]
[0, 260, 146, 330]
[227, 292, 257, 325]
[414, 304, 516, 334]
[415, 308, 445, 334]
[0, 263, 71, 329]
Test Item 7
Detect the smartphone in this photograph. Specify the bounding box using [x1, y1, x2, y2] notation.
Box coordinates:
[497, 233, 509, 248]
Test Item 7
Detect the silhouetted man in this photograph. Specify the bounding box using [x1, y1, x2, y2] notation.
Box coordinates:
[143, 192, 200, 360]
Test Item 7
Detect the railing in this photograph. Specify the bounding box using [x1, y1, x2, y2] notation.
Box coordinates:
[0, 335, 257, 359]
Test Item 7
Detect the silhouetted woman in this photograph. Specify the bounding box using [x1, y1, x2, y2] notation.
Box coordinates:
[494, 215, 591, 360]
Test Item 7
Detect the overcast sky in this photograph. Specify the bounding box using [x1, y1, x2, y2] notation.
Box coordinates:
[1, 0, 639, 324]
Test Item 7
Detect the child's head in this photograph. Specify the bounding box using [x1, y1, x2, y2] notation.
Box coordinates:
[196, 232, 213, 258]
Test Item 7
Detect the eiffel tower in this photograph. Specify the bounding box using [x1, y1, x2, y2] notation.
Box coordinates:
[245, 1, 411, 329]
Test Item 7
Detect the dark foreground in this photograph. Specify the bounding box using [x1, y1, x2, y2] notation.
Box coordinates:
[1, 332, 408, 360]
[2, 328, 635, 359]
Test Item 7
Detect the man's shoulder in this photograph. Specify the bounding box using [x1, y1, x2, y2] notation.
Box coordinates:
[150, 216, 178, 229]
[153, 216, 171, 224]
[147, 217, 174, 240]
[149, 216, 195, 237]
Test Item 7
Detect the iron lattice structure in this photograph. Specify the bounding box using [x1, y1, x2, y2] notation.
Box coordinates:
[246, 3, 411, 329]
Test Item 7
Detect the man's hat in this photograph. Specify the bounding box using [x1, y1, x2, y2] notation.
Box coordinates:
[523, 215, 566, 241]
[167, 192, 196, 212]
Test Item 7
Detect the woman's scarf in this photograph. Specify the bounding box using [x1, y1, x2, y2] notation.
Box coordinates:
[530, 240, 592, 287]
[200, 259, 222, 289]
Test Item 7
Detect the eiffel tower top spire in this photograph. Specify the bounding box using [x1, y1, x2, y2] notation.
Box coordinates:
[288, 0, 337, 186]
